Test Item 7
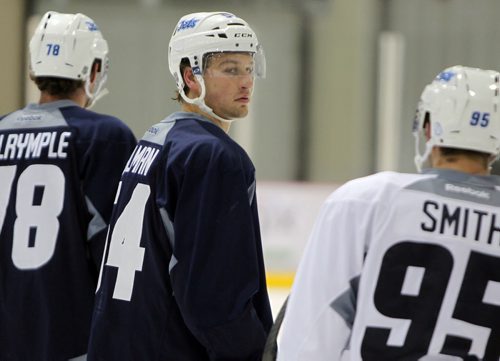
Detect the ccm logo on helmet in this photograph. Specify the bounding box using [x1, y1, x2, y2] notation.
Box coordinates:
[234, 33, 253, 38]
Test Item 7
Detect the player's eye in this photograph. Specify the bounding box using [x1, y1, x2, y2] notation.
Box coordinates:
[222, 67, 239, 75]
[220, 66, 255, 77]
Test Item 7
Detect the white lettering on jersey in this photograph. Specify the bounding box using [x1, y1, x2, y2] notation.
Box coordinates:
[122, 145, 160, 176]
[0, 131, 70, 160]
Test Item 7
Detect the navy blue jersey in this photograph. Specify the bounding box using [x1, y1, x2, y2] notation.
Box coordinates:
[0, 100, 136, 361]
[88, 112, 273, 361]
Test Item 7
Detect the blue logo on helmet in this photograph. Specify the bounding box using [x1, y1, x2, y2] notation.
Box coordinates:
[437, 71, 455, 82]
[177, 18, 200, 31]
[85, 21, 99, 31]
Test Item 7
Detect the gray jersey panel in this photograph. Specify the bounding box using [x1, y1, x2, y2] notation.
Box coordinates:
[406, 169, 500, 206]
[0, 100, 76, 130]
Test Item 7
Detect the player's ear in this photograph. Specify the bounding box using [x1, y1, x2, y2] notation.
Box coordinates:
[424, 112, 431, 141]
[182, 67, 200, 96]
[89, 60, 101, 84]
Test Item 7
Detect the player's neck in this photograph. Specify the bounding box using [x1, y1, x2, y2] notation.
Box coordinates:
[432, 163, 490, 176]
[38, 88, 88, 108]
[181, 102, 231, 133]
[431, 151, 490, 176]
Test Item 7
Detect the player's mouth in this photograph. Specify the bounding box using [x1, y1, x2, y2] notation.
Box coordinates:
[235, 95, 250, 103]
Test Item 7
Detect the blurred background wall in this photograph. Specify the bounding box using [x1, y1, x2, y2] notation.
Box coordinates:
[1, 0, 25, 118]
[5, 0, 500, 182]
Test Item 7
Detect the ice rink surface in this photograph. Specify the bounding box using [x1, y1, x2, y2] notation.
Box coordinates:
[269, 288, 289, 319]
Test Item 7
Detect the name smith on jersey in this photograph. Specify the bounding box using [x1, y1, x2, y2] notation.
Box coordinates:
[421, 199, 500, 245]
[0, 131, 71, 160]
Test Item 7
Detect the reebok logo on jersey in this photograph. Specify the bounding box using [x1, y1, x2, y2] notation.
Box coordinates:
[445, 183, 490, 200]
[16, 114, 42, 122]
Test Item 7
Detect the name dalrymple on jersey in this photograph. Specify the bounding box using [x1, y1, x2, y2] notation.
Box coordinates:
[122, 144, 160, 176]
[0, 131, 70, 160]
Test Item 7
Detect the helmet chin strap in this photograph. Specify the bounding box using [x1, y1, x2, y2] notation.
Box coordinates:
[414, 131, 433, 173]
[180, 74, 236, 125]
[84, 74, 108, 109]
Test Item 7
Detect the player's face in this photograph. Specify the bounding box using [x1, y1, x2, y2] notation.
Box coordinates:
[202, 52, 255, 119]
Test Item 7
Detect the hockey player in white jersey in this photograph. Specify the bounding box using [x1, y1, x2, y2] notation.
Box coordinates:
[276, 66, 500, 361]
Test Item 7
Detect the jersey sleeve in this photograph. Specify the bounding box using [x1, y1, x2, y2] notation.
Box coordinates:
[167, 144, 268, 360]
[277, 190, 374, 361]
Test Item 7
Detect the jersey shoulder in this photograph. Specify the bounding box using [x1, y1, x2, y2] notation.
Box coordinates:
[0, 110, 15, 121]
[60, 106, 131, 130]
[167, 116, 250, 172]
[327, 171, 435, 205]
[60, 106, 135, 142]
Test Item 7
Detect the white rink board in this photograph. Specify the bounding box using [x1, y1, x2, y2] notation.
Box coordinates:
[257, 182, 339, 274]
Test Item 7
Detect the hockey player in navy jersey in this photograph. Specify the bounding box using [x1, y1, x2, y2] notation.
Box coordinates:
[88, 12, 272, 361]
[276, 66, 500, 361]
[0, 11, 136, 361]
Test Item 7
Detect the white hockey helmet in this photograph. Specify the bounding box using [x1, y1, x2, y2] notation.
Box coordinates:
[413, 65, 500, 171]
[29, 11, 109, 107]
[168, 12, 265, 123]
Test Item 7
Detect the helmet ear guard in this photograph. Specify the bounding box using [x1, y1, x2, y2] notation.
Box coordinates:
[29, 11, 110, 107]
[168, 12, 265, 123]
[413, 65, 500, 172]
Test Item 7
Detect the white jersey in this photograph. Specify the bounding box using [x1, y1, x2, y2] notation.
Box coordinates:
[278, 169, 500, 361]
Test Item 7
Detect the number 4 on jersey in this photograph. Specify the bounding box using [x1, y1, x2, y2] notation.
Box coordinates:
[106, 183, 150, 301]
